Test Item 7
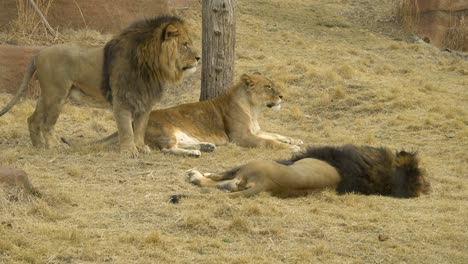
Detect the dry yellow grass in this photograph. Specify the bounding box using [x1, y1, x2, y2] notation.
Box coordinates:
[1, 0, 468, 263]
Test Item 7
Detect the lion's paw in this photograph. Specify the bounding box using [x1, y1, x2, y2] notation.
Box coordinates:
[200, 143, 216, 152]
[290, 145, 301, 153]
[137, 144, 151, 154]
[187, 150, 202, 158]
[186, 169, 204, 186]
[202, 172, 214, 178]
[120, 145, 140, 158]
[290, 138, 304, 145]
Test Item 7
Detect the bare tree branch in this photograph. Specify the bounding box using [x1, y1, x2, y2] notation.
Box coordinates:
[28, 0, 56, 36]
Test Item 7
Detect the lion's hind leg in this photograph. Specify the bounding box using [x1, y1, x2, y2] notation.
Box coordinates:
[161, 131, 216, 157]
[187, 167, 264, 197]
[28, 96, 67, 148]
[175, 131, 216, 153]
[162, 147, 202, 157]
[27, 97, 46, 147]
[227, 185, 263, 198]
[176, 142, 216, 153]
[199, 142, 216, 152]
[40, 93, 69, 149]
[187, 169, 240, 191]
[30, 76, 71, 149]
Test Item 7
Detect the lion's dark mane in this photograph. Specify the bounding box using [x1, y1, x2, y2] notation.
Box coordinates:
[101, 15, 184, 105]
[277, 145, 428, 198]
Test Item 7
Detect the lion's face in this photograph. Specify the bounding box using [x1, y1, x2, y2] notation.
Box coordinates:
[176, 30, 200, 75]
[160, 22, 200, 80]
[242, 73, 283, 110]
[395, 150, 431, 197]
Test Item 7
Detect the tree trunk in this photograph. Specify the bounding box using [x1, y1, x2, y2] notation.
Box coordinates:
[200, 0, 237, 101]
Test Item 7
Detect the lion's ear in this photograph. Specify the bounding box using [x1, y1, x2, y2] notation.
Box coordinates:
[164, 24, 180, 40]
[241, 74, 255, 87]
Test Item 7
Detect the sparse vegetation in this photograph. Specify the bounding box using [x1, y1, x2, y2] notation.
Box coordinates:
[0, 0, 467, 263]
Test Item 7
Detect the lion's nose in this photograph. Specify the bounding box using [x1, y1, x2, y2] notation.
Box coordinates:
[195, 56, 201, 61]
[279, 95, 283, 99]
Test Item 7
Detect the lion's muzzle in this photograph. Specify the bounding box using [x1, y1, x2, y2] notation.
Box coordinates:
[267, 99, 282, 111]
[182, 63, 198, 74]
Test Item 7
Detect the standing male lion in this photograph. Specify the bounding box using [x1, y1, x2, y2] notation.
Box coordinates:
[0, 16, 200, 157]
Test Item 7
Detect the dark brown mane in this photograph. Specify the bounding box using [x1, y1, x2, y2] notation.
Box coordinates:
[100, 15, 185, 105]
[277, 145, 430, 198]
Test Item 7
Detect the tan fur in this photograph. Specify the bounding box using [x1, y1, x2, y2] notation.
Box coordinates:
[187, 159, 341, 197]
[98, 73, 303, 157]
[188, 145, 431, 198]
[0, 17, 199, 157]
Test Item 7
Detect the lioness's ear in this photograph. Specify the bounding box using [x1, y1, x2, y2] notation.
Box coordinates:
[164, 24, 180, 40]
[241, 74, 255, 87]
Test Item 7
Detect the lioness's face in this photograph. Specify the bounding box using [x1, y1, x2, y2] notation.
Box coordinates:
[243, 73, 283, 110]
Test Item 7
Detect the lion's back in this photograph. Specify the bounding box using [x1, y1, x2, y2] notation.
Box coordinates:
[35, 44, 104, 95]
[37, 44, 100, 63]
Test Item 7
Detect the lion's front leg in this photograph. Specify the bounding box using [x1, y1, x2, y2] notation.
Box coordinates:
[257, 131, 303, 146]
[133, 111, 151, 154]
[236, 133, 301, 152]
[113, 103, 138, 157]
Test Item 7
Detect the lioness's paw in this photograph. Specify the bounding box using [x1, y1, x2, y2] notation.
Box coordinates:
[290, 145, 301, 152]
[200, 143, 216, 152]
[290, 138, 304, 145]
[187, 150, 202, 158]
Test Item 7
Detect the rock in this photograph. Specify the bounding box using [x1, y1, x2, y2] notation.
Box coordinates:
[0, 45, 42, 96]
[0, 166, 38, 195]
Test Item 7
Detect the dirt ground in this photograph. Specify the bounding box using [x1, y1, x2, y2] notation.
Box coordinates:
[0, 0, 196, 33]
[0, 0, 467, 263]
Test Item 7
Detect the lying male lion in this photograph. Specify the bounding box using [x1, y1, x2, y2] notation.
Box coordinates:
[0, 16, 199, 157]
[98, 73, 303, 157]
[188, 145, 431, 198]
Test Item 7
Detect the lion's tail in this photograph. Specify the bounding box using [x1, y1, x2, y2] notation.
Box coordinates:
[60, 131, 120, 148]
[0, 57, 37, 116]
[93, 131, 119, 145]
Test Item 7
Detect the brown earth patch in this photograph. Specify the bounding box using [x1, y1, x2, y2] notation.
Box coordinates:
[0, 0, 197, 33]
[0, 45, 42, 97]
[400, 0, 468, 51]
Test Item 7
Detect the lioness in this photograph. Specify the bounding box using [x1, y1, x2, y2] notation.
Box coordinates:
[188, 145, 431, 198]
[98, 73, 303, 157]
[0, 16, 200, 157]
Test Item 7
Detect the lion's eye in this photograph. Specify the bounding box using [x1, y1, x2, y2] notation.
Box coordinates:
[265, 86, 272, 90]
[184, 43, 189, 49]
